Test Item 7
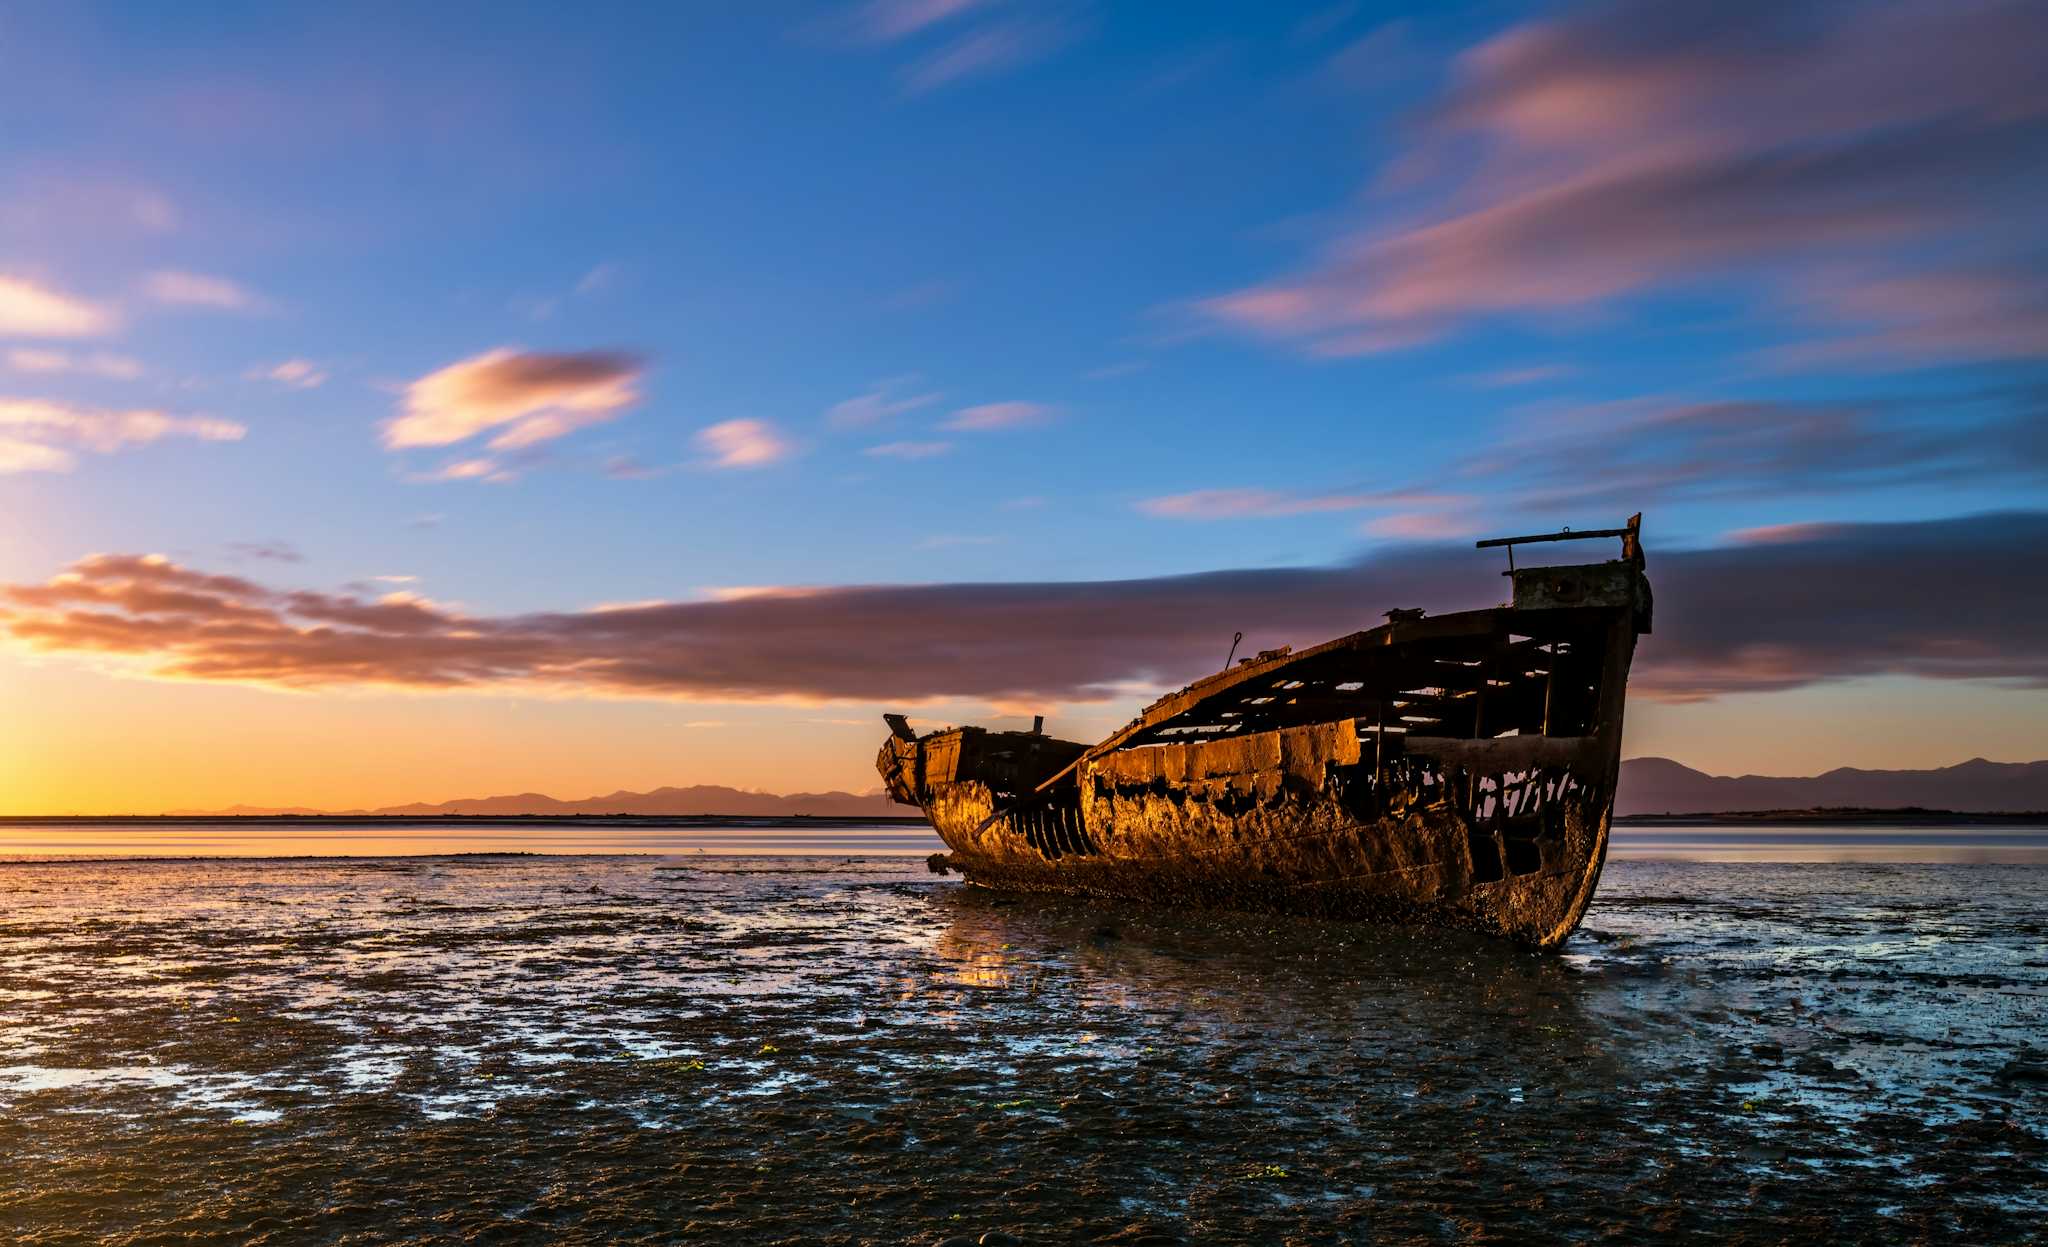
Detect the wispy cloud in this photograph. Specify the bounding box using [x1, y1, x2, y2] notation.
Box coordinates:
[826, 382, 941, 429]
[4, 514, 2042, 704]
[902, 18, 1071, 93]
[0, 275, 114, 338]
[1204, 0, 2048, 363]
[0, 397, 244, 474]
[1147, 386, 2048, 523]
[1137, 488, 1458, 520]
[575, 262, 621, 295]
[854, 0, 989, 43]
[863, 439, 952, 460]
[696, 419, 792, 469]
[142, 270, 265, 312]
[5, 349, 142, 380]
[1361, 511, 1476, 540]
[1466, 364, 1575, 388]
[248, 358, 328, 389]
[1459, 394, 2048, 511]
[943, 400, 1055, 431]
[384, 348, 643, 452]
[602, 454, 667, 480]
[227, 540, 304, 564]
[423, 457, 518, 484]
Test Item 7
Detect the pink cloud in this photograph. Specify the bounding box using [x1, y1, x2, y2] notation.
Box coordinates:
[384, 348, 643, 451]
[250, 359, 328, 389]
[1780, 270, 2048, 366]
[0, 398, 244, 474]
[142, 270, 265, 312]
[1204, 0, 2048, 361]
[5, 349, 143, 379]
[2, 513, 2043, 704]
[826, 383, 941, 428]
[863, 440, 953, 459]
[942, 401, 1055, 431]
[1362, 511, 1476, 540]
[0, 275, 114, 338]
[425, 457, 515, 484]
[696, 418, 792, 469]
[1138, 488, 1462, 520]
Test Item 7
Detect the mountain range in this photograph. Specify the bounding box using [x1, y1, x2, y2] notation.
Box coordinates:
[169, 784, 900, 819]
[1613, 756, 2048, 815]
[165, 757, 2048, 818]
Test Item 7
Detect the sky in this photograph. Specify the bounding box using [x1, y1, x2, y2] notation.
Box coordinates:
[1, 0, 2044, 814]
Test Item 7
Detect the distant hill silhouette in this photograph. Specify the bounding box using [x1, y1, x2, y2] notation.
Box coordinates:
[1617, 757, 2048, 816]
[169, 784, 899, 818]
[166, 758, 2048, 819]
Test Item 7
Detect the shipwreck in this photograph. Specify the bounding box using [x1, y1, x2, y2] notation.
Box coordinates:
[878, 516, 1651, 947]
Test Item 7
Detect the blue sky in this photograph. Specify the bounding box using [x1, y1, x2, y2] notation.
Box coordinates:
[1, 0, 2044, 810]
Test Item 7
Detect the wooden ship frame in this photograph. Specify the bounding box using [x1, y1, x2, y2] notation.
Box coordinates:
[878, 517, 1651, 946]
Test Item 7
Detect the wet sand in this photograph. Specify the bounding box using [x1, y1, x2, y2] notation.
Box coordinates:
[2, 855, 2043, 1244]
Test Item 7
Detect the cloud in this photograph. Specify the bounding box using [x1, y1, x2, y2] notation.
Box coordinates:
[0, 441, 73, 473]
[384, 348, 643, 451]
[1158, 385, 2048, 523]
[5, 349, 143, 380]
[1361, 512, 1476, 540]
[1467, 364, 1575, 388]
[943, 401, 1054, 431]
[0, 398, 245, 474]
[696, 419, 791, 469]
[0, 275, 114, 337]
[228, 541, 304, 564]
[1137, 488, 1460, 520]
[424, 457, 516, 484]
[902, 19, 1070, 93]
[575, 262, 620, 295]
[1779, 269, 2048, 366]
[602, 454, 667, 480]
[5, 513, 2041, 706]
[826, 383, 941, 429]
[863, 440, 952, 460]
[854, 0, 988, 43]
[250, 359, 327, 389]
[1205, 0, 2048, 361]
[1461, 394, 2048, 511]
[142, 270, 265, 312]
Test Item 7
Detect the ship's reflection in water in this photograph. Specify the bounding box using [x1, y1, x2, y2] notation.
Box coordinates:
[0, 855, 2041, 1244]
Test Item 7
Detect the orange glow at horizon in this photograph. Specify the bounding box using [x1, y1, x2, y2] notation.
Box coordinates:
[5, 651, 2047, 815]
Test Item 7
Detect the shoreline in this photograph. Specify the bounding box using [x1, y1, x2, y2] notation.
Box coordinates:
[4, 808, 2043, 828]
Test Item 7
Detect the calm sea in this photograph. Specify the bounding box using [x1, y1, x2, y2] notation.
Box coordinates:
[0, 816, 2042, 861]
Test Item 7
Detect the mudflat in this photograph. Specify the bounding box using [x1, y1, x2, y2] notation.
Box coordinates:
[2, 855, 2042, 1245]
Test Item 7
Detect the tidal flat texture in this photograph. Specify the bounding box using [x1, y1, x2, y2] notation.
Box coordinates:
[1, 857, 2043, 1245]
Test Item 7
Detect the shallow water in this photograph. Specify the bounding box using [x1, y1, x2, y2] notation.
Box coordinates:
[1, 855, 2042, 1245]
[3, 816, 2044, 862]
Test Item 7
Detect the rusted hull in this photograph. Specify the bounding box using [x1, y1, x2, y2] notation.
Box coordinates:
[919, 721, 1616, 947]
[879, 518, 1650, 948]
